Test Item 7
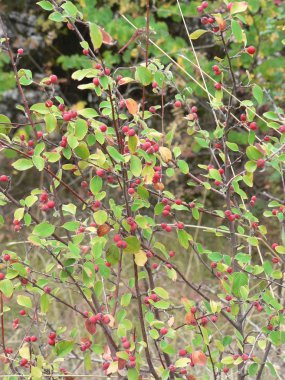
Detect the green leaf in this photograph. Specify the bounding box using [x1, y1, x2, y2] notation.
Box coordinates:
[175, 358, 190, 367]
[154, 287, 169, 299]
[0, 114, 11, 134]
[89, 23, 103, 50]
[127, 368, 139, 380]
[90, 176, 103, 194]
[33, 222, 55, 238]
[45, 113, 57, 133]
[135, 66, 153, 86]
[63, 221, 80, 231]
[0, 279, 14, 297]
[246, 146, 263, 161]
[55, 341, 74, 357]
[40, 293, 50, 313]
[230, 1, 248, 14]
[49, 11, 64, 22]
[130, 156, 142, 177]
[107, 146, 124, 162]
[62, 1, 78, 17]
[74, 119, 88, 140]
[78, 108, 98, 118]
[253, 85, 263, 105]
[189, 29, 208, 40]
[177, 159, 189, 174]
[32, 156, 45, 171]
[124, 236, 141, 254]
[74, 142, 90, 159]
[245, 161, 257, 173]
[17, 295, 32, 309]
[31, 367, 42, 378]
[37, 1, 53, 11]
[12, 159, 33, 171]
[226, 142, 239, 152]
[231, 20, 243, 43]
[232, 272, 248, 297]
[93, 210, 108, 225]
[152, 300, 170, 309]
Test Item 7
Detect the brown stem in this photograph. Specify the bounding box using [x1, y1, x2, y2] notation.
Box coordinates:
[0, 19, 37, 139]
[133, 259, 159, 380]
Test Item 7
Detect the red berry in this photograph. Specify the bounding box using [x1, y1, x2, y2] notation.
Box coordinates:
[93, 78, 100, 86]
[96, 169, 105, 177]
[50, 75, 58, 84]
[100, 125, 107, 132]
[123, 341, 130, 349]
[0, 175, 8, 182]
[45, 100, 53, 108]
[49, 332, 56, 339]
[44, 286, 51, 294]
[19, 310, 26, 316]
[0, 273, 5, 280]
[18, 48, 24, 56]
[257, 158, 265, 168]
[174, 100, 182, 108]
[89, 315, 97, 324]
[83, 49, 89, 56]
[37, 131, 43, 139]
[47, 200, 55, 209]
[102, 362, 110, 370]
[247, 46, 256, 55]
[160, 327, 168, 335]
[20, 358, 28, 366]
[227, 2, 234, 10]
[249, 122, 257, 131]
[214, 82, 222, 90]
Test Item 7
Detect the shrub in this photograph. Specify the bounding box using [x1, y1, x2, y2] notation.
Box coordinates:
[0, 1, 285, 379]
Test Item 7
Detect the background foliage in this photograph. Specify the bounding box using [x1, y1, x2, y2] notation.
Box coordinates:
[0, 0, 285, 379]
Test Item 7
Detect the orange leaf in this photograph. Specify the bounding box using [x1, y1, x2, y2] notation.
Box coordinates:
[85, 319, 96, 335]
[118, 357, 126, 370]
[97, 223, 111, 237]
[185, 311, 196, 325]
[99, 28, 116, 45]
[103, 345, 112, 361]
[191, 351, 207, 366]
[214, 14, 226, 31]
[126, 98, 138, 115]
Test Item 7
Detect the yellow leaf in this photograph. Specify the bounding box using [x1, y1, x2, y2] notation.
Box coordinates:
[135, 250, 147, 267]
[159, 147, 172, 163]
[126, 98, 138, 115]
[19, 345, 30, 360]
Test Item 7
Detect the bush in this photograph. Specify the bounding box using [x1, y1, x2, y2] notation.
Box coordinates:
[0, 0, 285, 379]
